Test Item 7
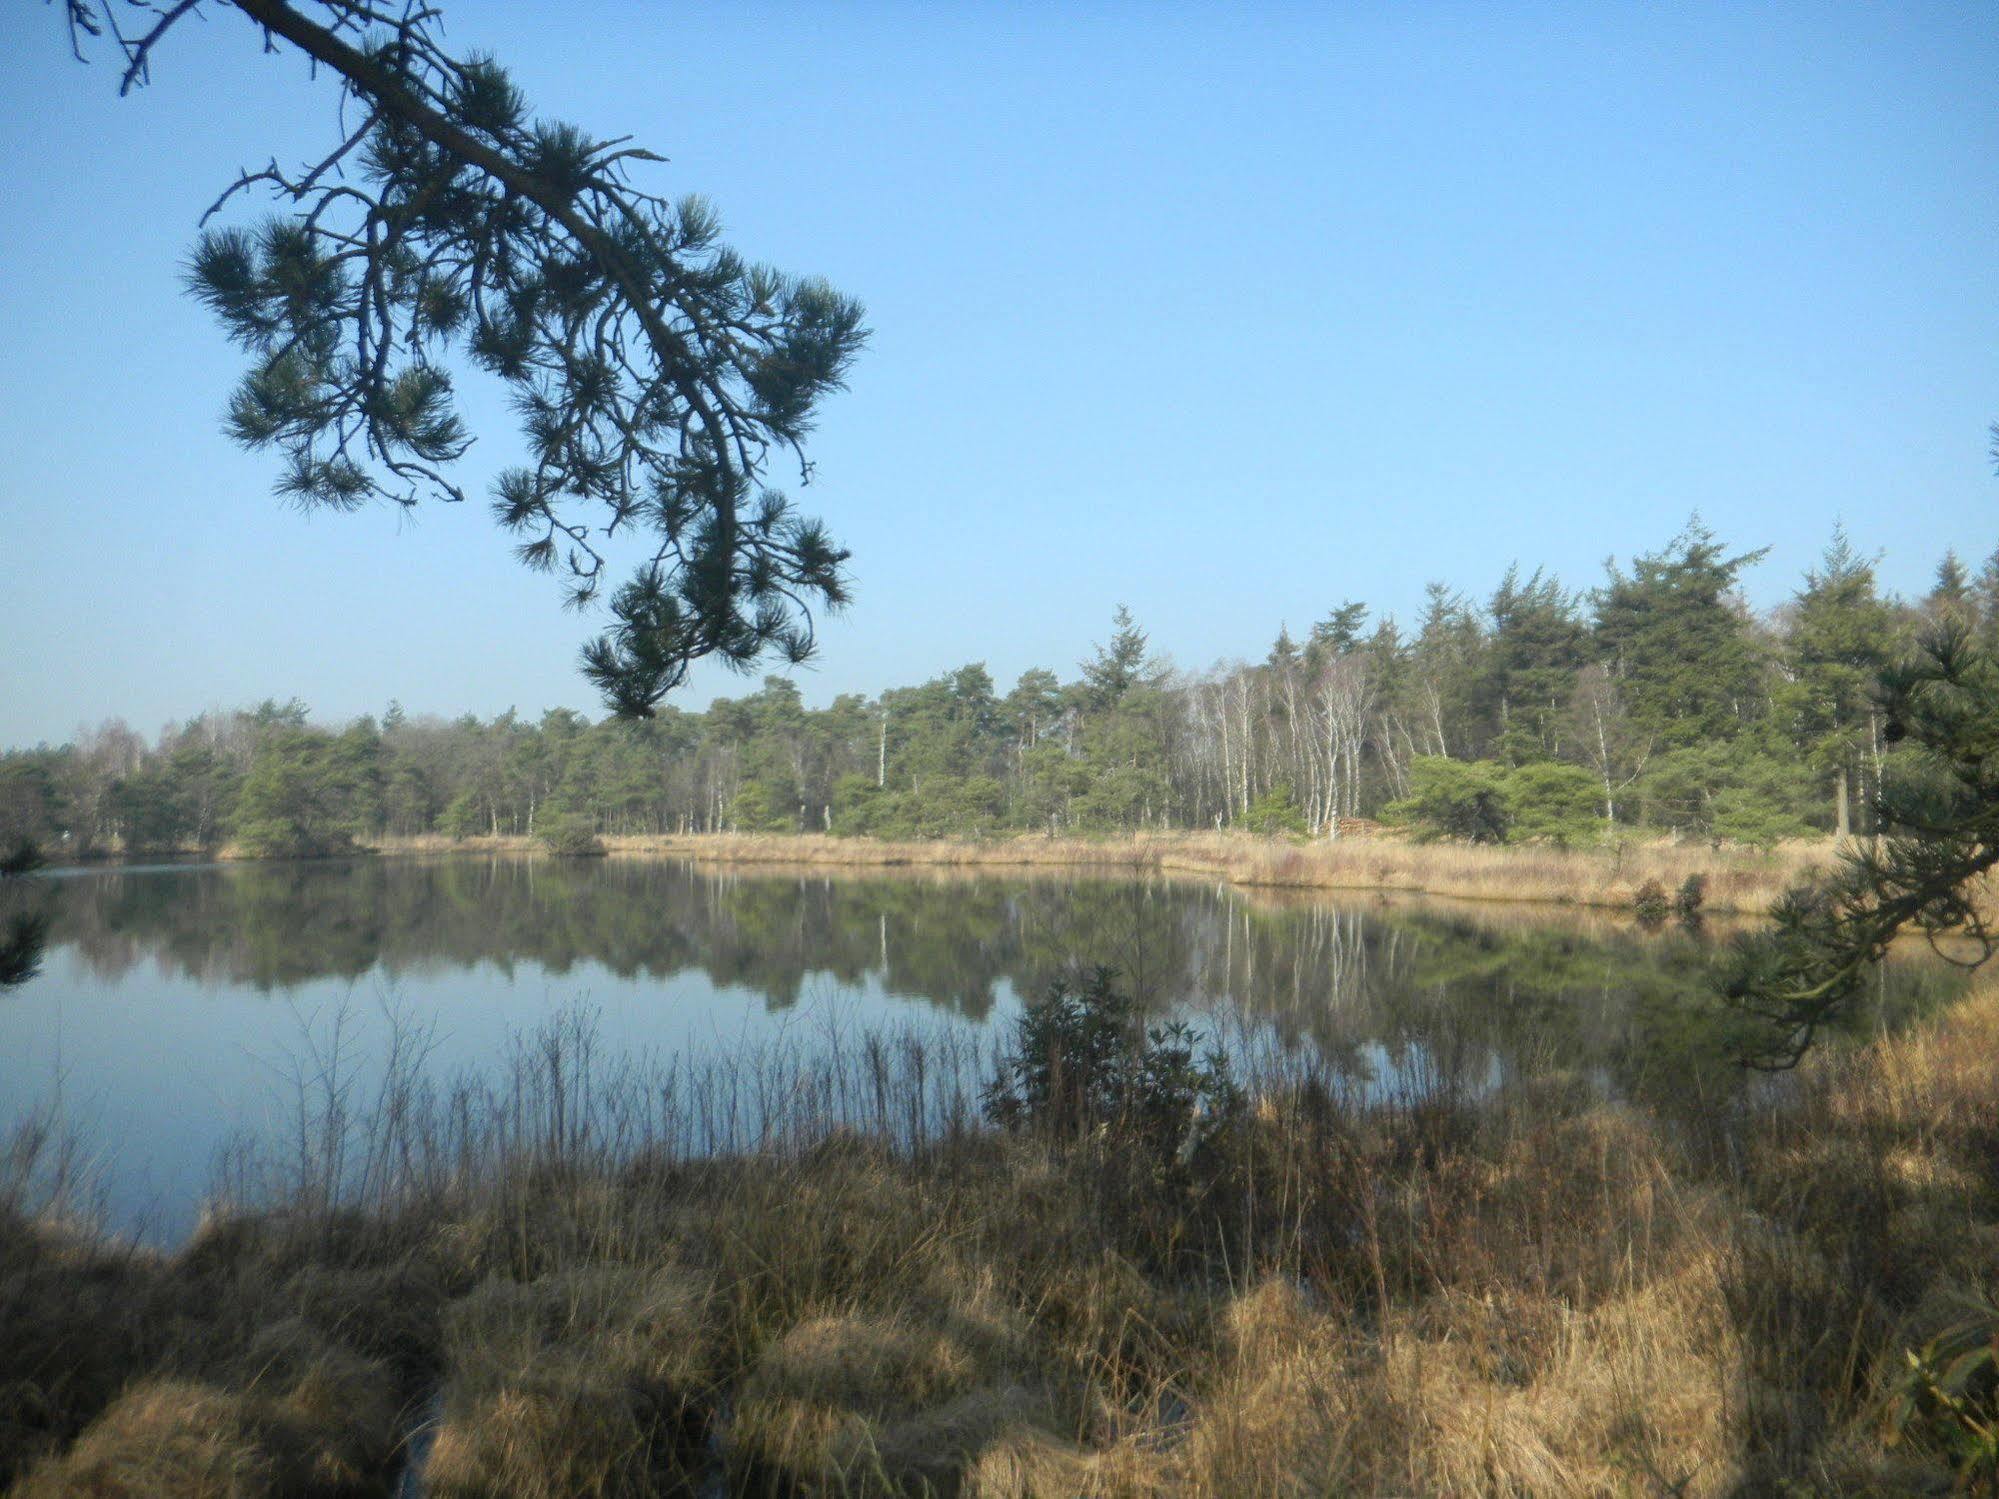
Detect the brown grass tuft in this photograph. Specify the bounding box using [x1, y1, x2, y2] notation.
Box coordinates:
[422, 1265, 717, 1498]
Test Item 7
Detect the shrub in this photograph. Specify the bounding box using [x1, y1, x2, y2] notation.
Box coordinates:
[983, 967, 1240, 1159]
[1632, 879, 1670, 925]
[1500, 761, 1602, 847]
[1673, 872, 1707, 924]
[1387, 757, 1511, 844]
[1240, 782, 1308, 837]
[538, 817, 605, 858]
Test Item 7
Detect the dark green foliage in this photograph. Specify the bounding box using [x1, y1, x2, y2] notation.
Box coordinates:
[1778, 527, 1902, 834]
[1499, 761, 1601, 846]
[1081, 606, 1163, 709]
[1673, 873, 1706, 924]
[5, 522, 1989, 854]
[1240, 782, 1308, 837]
[232, 728, 363, 859]
[1724, 622, 1999, 1068]
[983, 967, 1240, 1160]
[1594, 518, 1770, 749]
[68, 0, 866, 717]
[1632, 880, 1670, 926]
[1390, 758, 1512, 843]
[538, 816, 605, 858]
[0, 840, 49, 990]
[1390, 758, 1598, 845]
[1483, 566, 1588, 764]
[1637, 735, 1819, 846]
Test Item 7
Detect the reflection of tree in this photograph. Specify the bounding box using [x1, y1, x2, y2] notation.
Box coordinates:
[45, 862, 1962, 1100]
[0, 841, 51, 988]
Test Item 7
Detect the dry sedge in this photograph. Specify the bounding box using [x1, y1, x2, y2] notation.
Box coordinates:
[6, 977, 1999, 1494]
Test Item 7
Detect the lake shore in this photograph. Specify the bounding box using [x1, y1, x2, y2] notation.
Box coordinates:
[349, 829, 1829, 916]
[5, 968, 1993, 1494]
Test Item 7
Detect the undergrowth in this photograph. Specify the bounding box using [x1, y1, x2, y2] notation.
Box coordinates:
[6, 973, 1999, 1495]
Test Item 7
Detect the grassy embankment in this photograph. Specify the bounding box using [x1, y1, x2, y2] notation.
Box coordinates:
[5, 976, 1998, 1495]
[355, 830, 1828, 916]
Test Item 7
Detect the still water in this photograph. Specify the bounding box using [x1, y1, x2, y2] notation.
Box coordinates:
[0, 856, 1963, 1242]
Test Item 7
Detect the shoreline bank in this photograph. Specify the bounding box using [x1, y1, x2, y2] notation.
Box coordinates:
[55, 831, 1830, 915]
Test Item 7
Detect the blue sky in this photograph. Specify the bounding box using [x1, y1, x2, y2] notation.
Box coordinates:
[2, 1, 1994, 747]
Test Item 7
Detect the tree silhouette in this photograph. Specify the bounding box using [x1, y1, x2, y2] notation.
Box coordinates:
[61, 0, 867, 716]
[0, 841, 49, 990]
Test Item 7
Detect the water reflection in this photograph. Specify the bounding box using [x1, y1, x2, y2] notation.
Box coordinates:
[39, 856, 1967, 1091]
[5, 857, 1964, 1240]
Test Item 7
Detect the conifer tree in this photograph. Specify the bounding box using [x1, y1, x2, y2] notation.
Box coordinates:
[1726, 621, 1999, 1067]
[1928, 550, 1974, 625]
[1779, 527, 1898, 836]
[1480, 567, 1586, 765]
[60, 0, 867, 717]
[1593, 518, 1770, 749]
[0, 841, 49, 990]
[1082, 606, 1160, 709]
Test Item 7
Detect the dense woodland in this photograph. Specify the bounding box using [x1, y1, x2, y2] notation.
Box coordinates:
[5, 521, 1992, 858]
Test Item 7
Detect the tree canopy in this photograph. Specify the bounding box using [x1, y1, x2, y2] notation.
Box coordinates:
[60, 0, 867, 716]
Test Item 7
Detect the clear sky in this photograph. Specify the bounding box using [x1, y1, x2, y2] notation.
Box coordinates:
[2, 1, 1994, 748]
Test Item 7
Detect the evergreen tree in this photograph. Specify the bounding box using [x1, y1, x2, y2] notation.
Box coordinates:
[1593, 518, 1770, 749]
[1483, 567, 1587, 765]
[1928, 550, 1974, 625]
[63, 0, 866, 717]
[232, 727, 360, 858]
[1407, 583, 1486, 758]
[1307, 602, 1370, 663]
[1082, 606, 1161, 709]
[1726, 622, 1999, 1066]
[1779, 527, 1898, 835]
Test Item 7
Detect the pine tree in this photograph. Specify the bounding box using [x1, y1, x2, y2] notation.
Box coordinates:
[1780, 526, 1898, 836]
[1593, 518, 1770, 749]
[1483, 566, 1587, 765]
[62, 0, 866, 717]
[1928, 550, 1974, 625]
[1082, 606, 1160, 709]
[1726, 621, 1999, 1067]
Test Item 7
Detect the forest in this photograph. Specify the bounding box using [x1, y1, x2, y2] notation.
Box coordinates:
[6, 521, 1991, 859]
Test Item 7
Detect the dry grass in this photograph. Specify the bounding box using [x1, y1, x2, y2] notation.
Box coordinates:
[9, 978, 1999, 1494]
[358, 829, 1833, 915]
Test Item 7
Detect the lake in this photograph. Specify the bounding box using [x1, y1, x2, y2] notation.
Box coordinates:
[0, 855, 1963, 1243]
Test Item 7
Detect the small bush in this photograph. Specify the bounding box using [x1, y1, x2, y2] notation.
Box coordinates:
[1673, 872, 1707, 924]
[537, 817, 605, 858]
[1387, 757, 1511, 844]
[1240, 782, 1309, 837]
[1632, 879, 1670, 925]
[983, 966, 1240, 1159]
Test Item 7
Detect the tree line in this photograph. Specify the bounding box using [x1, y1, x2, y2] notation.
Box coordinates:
[5, 519, 1993, 858]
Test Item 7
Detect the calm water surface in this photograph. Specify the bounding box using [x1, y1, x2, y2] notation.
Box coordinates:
[0, 856, 1963, 1242]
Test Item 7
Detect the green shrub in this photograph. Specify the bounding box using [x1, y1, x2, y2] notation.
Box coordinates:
[1387, 757, 1511, 844]
[1673, 873, 1707, 924]
[538, 817, 605, 858]
[1632, 879, 1670, 925]
[1501, 761, 1602, 847]
[983, 967, 1240, 1160]
[1240, 782, 1308, 837]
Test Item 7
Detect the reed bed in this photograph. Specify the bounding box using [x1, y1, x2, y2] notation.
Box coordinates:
[5, 972, 1998, 1495]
